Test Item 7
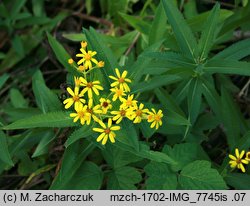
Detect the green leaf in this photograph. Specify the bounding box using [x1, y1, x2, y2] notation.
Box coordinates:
[65, 125, 94, 148]
[62, 33, 86, 42]
[225, 173, 250, 189]
[101, 31, 137, 59]
[11, 35, 24, 57]
[221, 87, 242, 149]
[114, 141, 177, 165]
[15, 16, 51, 28]
[131, 75, 181, 93]
[18, 152, 39, 175]
[32, 129, 55, 157]
[50, 142, 97, 189]
[163, 143, 209, 171]
[179, 160, 227, 189]
[184, 0, 198, 19]
[107, 166, 141, 189]
[204, 59, 250, 76]
[32, 0, 45, 17]
[172, 79, 192, 104]
[149, 3, 167, 45]
[187, 9, 233, 33]
[144, 161, 177, 189]
[131, 41, 165, 83]
[213, 38, 250, 60]
[10, 129, 49, 157]
[155, 88, 190, 126]
[10, 88, 28, 108]
[162, 0, 198, 60]
[119, 13, 151, 34]
[143, 51, 196, 68]
[219, 6, 250, 37]
[32, 70, 61, 113]
[238, 131, 250, 151]
[10, 0, 27, 18]
[0, 73, 9, 89]
[2, 111, 75, 130]
[58, 161, 103, 189]
[201, 78, 221, 118]
[102, 144, 142, 169]
[47, 33, 75, 74]
[198, 3, 220, 60]
[187, 78, 203, 124]
[3, 108, 41, 122]
[0, 131, 13, 166]
[120, 120, 139, 152]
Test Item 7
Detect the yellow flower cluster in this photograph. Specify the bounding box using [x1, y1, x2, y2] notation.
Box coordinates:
[63, 41, 163, 145]
[229, 148, 250, 173]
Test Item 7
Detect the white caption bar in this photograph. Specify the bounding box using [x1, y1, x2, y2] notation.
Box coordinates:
[0, 190, 249, 206]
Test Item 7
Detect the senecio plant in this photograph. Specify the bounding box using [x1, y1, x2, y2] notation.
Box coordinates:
[64, 41, 163, 145]
[2, 0, 250, 190]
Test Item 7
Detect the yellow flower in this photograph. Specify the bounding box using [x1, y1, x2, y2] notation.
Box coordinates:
[110, 87, 126, 101]
[93, 118, 120, 145]
[97, 61, 105, 68]
[246, 151, 250, 161]
[68, 58, 74, 64]
[77, 65, 87, 72]
[76, 47, 98, 69]
[70, 104, 90, 125]
[81, 41, 87, 48]
[86, 103, 103, 125]
[111, 106, 133, 124]
[129, 103, 149, 123]
[147, 109, 163, 129]
[99, 98, 112, 114]
[120, 94, 137, 109]
[74, 76, 81, 87]
[109, 68, 131, 92]
[229, 148, 248, 173]
[63, 87, 85, 109]
[80, 77, 104, 99]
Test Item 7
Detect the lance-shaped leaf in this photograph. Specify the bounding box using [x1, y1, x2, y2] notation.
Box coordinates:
[204, 59, 250, 76]
[162, 0, 198, 60]
[221, 87, 245, 149]
[213, 38, 250, 60]
[2, 111, 75, 130]
[0, 131, 13, 166]
[50, 142, 100, 189]
[148, 2, 167, 45]
[198, 3, 220, 60]
[187, 78, 203, 124]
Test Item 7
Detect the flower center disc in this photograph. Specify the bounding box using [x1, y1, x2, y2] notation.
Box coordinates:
[87, 108, 93, 114]
[78, 65, 86, 71]
[120, 110, 126, 116]
[85, 53, 91, 60]
[73, 96, 79, 101]
[116, 89, 122, 96]
[78, 111, 85, 118]
[118, 78, 125, 83]
[155, 115, 161, 122]
[102, 102, 109, 108]
[104, 128, 111, 134]
[136, 110, 142, 116]
[87, 82, 93, 88]
[236, 158, 242, 164]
